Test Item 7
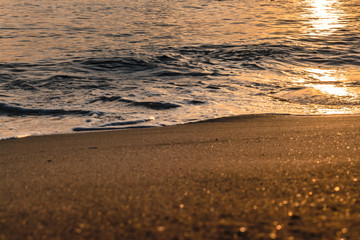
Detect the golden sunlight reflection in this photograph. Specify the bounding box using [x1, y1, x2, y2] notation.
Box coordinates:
[291, 68, 346, 83]
[293, 68, 358, 100]
[305, 0, 344, 36]
[308, 68, 346, 83]
[310, 84, 351, 97]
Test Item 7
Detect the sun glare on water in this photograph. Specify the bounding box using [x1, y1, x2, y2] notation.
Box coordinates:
[305, 0, 344, 36]
[306, 69, 354, 97]
[289, 0, 360, 113]
[311, 84, 352, 97]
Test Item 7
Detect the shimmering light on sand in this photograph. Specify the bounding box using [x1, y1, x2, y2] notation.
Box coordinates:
[288, 211, 293, 217]
[353, 178, 358, 182]
[179, 204, 184, 209]
[334, 186, 340, 191]
[239, 227, 247, 233]
[269, 232, 277, 239]
[157, 226, 165, 232]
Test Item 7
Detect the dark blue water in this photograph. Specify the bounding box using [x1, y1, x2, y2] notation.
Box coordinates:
[1, 0, 360, 139]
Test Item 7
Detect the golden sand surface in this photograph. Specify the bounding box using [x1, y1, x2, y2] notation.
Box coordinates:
[1, 114, 360, 240]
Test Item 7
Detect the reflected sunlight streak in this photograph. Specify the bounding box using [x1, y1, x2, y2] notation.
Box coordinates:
[295, 68, 356, 98]
[306, 0, 344, 36]
[296, 1, 359, 113]
[308, 68, 346, 83]
[310, 84, 351, 97]
[291, 68, 346, 83]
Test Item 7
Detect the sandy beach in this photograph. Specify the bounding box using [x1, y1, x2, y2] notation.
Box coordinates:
[0, 114, 359, 240]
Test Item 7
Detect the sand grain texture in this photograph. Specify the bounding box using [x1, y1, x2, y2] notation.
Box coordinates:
[1, 115, 360, 239]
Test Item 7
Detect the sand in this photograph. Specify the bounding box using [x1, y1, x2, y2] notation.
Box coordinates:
[0, 114, 359, 240]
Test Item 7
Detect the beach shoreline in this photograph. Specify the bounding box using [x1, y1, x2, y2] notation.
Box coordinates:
[1, 114, 359, 239]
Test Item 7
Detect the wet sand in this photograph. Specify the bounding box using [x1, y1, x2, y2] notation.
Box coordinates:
[0, 114, 360, 240]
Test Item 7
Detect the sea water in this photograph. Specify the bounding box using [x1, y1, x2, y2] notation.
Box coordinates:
[1, 0, 360, 139]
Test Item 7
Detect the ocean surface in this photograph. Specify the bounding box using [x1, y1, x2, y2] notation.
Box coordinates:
[1, 0, 360, 139]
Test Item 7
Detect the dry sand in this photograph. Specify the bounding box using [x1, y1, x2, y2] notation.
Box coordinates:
[0, 114, 359, 240]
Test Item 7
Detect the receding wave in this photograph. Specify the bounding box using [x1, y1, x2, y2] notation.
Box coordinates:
[3, 80, 38, 91]
[3, 42, 359, 94]
[131, 101, 181, 110]
[0, 102, 101, 116]
[174, 43, 297, 70]
[38, 74, 110, 90]
[76, 57, 157, 73]
[73, 125, 154, 131]
[90, 96, 181, 110]
[73, 118, 156, 131]
[154, 70, 209, 77]
[73, 43, 302, 78]
[172, 43, 360, 69]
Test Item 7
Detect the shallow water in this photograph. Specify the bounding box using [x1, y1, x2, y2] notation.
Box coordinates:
[1, 0, 360, 138]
